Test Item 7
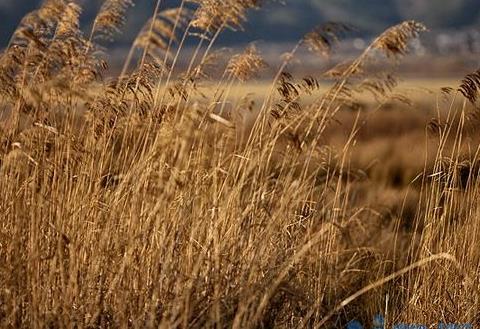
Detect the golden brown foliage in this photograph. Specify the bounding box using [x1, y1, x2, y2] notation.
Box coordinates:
[92, 0, 134, 40]
[372, 20, 427, 58]
[227, 44, 267, 82]
[134, 7, 192, 60]
[459, 69, 480, 105]
[303, 22, 352, 57]
[0, 2, 479, 328]
[190, 0, 263, 33]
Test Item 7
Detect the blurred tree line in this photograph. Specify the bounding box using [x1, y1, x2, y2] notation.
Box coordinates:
[1, 0, 479, 46]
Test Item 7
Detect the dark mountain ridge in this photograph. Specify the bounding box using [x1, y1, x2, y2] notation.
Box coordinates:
[0, 0, 479, 48]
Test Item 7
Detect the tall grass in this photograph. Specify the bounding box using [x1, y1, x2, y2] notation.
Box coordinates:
[0, 0, 479, 328]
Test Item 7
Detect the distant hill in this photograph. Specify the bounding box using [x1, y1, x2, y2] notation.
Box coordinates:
[1, 0, 479, 47]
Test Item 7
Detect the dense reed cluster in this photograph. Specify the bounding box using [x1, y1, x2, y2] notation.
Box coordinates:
[1, 0, 480, 328]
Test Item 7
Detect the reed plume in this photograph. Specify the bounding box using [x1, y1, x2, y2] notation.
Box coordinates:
[303, 22, 352, 57]
[56, 2, 82, 37]
[190, 0, 263, 33]
[459, 69, 480, 105]
[134, 7, 192, 61]
[8, 0, 67, 47]
[91, 0, 134, 41]
[227, 44, 267, 82]
[372, 20, 427, 58]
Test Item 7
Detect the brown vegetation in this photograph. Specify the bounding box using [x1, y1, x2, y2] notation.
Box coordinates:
[1, 0, 480, 328]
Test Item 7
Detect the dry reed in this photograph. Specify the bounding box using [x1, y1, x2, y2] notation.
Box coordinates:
[0, 1, 479, 328]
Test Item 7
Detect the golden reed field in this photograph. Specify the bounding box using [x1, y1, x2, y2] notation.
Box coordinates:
[1, 0, 480, 328]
